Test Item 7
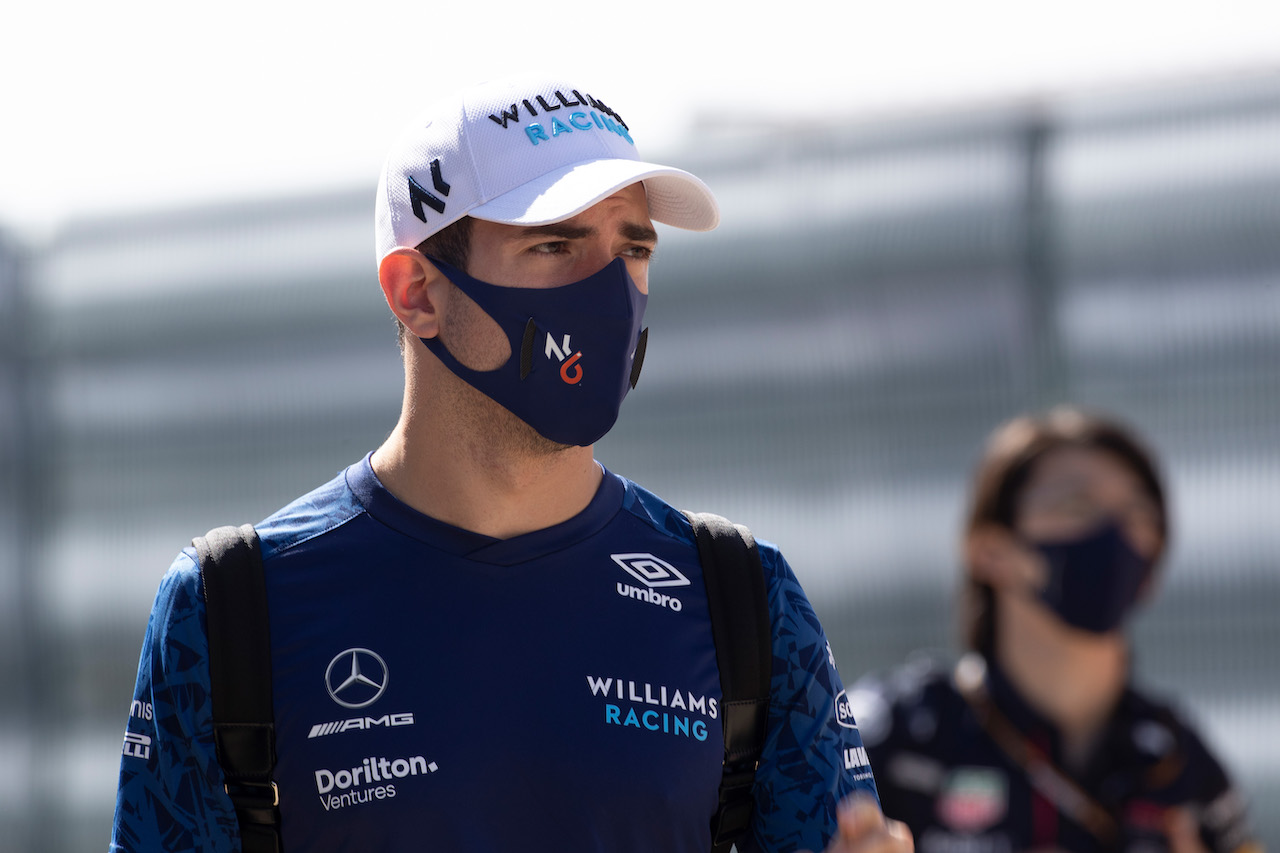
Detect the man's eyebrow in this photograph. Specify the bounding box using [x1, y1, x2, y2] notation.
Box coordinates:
[621, 221, 659, 244]
[516, 223, 594, 240]
[513, 221, 658, 244]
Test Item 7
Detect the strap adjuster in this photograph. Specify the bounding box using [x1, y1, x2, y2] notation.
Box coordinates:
[717, 763, 758, 797]
[225, 780, 279, 808]
[710, 797, 754, 845]
[710, 760, 758, 845]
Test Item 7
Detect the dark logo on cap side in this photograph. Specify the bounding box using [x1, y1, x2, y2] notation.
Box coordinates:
[408, 158, 451, 224]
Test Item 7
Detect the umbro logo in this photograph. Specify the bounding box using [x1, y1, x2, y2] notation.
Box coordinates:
[612, 553, 689, 613]
[611, 553, 690, 588]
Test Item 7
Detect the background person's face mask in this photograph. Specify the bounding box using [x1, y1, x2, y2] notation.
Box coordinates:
[1028, 520, 1154, 634]
[420, 256, 648, 447]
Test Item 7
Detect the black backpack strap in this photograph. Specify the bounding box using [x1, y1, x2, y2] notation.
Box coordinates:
[683, 511, 772, 853]
[194, 524, 282, 853]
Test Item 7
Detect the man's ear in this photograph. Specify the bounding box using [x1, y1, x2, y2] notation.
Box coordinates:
[379, 249, 445, 339]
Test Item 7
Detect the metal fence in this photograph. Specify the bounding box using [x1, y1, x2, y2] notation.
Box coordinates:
[2, 71, 1278, 851]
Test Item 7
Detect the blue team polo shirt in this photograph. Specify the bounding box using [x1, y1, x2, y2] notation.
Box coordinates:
[112, 454, 877, 852]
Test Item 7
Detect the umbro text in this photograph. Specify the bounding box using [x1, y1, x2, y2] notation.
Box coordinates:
[616, 582, 683, 611]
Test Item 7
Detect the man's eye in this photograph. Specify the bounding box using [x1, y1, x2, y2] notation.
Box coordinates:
[626, 246, 655, 260]
[531, 241, 568, 255]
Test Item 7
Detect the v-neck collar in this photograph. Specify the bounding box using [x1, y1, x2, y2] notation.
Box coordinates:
[346, 452, 625, 566]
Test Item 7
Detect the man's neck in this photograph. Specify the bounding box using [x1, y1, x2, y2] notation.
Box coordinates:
[371, 372, 603, 539]
[994, 594, 1128, 767]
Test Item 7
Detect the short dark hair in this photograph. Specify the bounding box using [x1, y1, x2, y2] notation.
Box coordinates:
[393, 216, 474, 352]
[416, 216, 473, 270]
[959, 406, 1168, 655]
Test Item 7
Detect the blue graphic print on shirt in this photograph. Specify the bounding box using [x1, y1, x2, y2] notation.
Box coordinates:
[111, 456, 877, 852]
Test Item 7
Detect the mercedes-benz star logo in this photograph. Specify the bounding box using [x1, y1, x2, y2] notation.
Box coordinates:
[325, 648, 389, 709]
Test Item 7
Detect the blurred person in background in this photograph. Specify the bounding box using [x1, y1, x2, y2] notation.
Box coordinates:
[849, 407, 1260, 853]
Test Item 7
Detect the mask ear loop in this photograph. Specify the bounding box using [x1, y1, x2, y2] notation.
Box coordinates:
[629, 327, 648, 389]
[519, 319, 537, 380]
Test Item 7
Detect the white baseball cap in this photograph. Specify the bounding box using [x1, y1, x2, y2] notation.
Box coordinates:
[375, 74, 720, 264]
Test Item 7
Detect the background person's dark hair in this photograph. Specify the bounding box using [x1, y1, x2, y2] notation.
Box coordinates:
[393, 216, 474, 352]
[959, 406, 1169, 656]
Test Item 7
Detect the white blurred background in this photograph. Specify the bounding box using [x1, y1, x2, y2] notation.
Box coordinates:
[4, 0, 1279, 234]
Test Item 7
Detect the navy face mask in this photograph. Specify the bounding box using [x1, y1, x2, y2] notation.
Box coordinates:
[420, 256, 648, 447]
[1030, 520, 1154, 634]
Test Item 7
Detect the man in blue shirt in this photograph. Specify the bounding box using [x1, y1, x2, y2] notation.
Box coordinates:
[111, 72, 913, 853]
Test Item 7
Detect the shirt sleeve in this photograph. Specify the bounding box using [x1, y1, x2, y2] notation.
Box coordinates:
[110, 551, 240, 853]
[741, 544, 880, 853]
[1166, 710, 1261, 853]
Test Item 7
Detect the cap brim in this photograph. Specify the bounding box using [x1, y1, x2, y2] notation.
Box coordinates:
[470, 158, 720, 232]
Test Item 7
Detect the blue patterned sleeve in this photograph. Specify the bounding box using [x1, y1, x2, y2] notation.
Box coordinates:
[109, 552, 240, 853]
[743, 544, 880, 853]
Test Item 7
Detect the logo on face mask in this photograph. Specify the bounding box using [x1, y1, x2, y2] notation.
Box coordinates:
[545, 334, 583, 384]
